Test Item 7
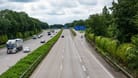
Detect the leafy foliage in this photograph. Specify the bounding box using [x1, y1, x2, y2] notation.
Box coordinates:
[0, 9, 49, 44]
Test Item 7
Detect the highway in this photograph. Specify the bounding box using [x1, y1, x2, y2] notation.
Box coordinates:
[30, 29, 127, 78]
[0, 30, 58, 75]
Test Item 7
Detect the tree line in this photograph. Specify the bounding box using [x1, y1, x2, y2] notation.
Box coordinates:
[0, 9, 49, 44]
[65, 0, 138, 77]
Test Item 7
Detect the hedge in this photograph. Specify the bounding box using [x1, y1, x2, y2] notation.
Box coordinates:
[0, 30, 63, 78]
[70, 28, 76, 36]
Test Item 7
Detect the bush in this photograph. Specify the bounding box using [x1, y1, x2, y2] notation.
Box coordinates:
[95, 36, 102, 47]
[116, 43, 135, 64]
[94, 36, 119, 57]
[88, 34, 95, 41]
[70, 28, 76, 36]
[131, 35, 138, 46]
[107, 40, 119, 57]
[126, 47, 138, 70]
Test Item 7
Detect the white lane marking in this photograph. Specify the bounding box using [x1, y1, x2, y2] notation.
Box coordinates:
[87, 76, 90, 78]
[62, 55, 64, 59]
[82, 65, 86, 71]
[79, 57, 82, 62]
[60, 64, 63, 71]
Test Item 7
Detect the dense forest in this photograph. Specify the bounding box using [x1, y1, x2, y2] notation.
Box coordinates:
[50, 24, 64, 29]
[66, 0, 138, 77]
[0, 9, 49, 44]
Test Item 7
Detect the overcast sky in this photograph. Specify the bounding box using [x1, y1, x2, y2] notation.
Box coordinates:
[0, 0, 115, 25]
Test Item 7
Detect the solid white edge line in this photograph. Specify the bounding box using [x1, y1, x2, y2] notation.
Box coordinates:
[87, 76, 90, 78]
[60, 64, 63, 71]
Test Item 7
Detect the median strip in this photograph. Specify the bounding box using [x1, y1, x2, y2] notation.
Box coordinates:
[0, 30, 63, 78]
[70, 28, 76, 36]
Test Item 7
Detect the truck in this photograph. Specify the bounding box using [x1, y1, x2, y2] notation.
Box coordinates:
[6, 38, 23, 54]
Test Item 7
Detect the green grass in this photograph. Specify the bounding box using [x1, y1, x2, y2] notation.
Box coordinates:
[79, 30, 85, 33]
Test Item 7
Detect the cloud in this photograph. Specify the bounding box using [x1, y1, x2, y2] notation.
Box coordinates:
[78, 0, 97, 6]
[8, 0, 36, 2]
[49, 0, 78, 8]
[0, 0, 115, 24]
[47, 10, 65, 15]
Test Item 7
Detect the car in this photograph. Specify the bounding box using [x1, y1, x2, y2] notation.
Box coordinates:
[32, 35, 37, 39]
[38, 35, 41, 38]
[23, 47, 30, 53]
[61, 35, 64, 38]
[81, 35, 83, 38]
[38, 34, 43, 38]
[47, 32, 51, 36]
[40, 39, 45, 43]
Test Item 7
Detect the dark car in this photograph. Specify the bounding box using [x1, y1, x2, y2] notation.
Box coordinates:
[32, 35, 37, 39]
[61, 35, 64, 38]
[47, 32, 51, 36]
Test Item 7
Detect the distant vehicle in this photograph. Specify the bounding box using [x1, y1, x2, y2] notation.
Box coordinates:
[40, 39, 45, 43]
[81, 35, 83, 38]
[38, 34, 43, 38]
[23, 47, 30, 53]
[47, 32, 51, 36]
[61, 35, 64, 38]
[6, 39, 23, 54]
[52, 30, 55, 33]
[32, 35, 37, 39]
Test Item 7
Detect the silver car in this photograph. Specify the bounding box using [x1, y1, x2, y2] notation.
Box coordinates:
[23, 47, 30, 53]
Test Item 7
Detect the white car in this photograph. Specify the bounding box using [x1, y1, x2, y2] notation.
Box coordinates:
[40, 39, 45, 43]
[23, 47, 30, 53]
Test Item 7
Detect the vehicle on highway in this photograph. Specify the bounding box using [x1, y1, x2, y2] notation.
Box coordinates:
[32, 35, 37, 39]
[38, 34, 43, 38]
[47, 32, 51, 36]
[61, 35, 64, 38]
[52, 30, 55, 33]
[40, 39, 45, 43]
[23, 47, 30, 53]
[81, 35, 83, 38]
[6, 38, 23, 54]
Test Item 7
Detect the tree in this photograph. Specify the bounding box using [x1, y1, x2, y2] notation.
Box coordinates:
[0, 9, 48, 44]
[112, 0, 138, 42]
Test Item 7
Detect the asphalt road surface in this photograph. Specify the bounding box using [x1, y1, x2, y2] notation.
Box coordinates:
[30, 29, 127, 78]
[0, 30, 59, 75]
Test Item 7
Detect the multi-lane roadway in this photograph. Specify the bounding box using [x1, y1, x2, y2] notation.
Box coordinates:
[0, 30, 58, 75]
[30, 29, 127, 78]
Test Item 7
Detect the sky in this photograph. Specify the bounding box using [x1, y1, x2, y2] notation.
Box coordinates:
[0, 0, 115, 25]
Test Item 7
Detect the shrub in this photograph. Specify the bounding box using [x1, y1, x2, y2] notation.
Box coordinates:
[131, 34, 138, 46]
[70, 28, 76, 36]
[95, 36, 102, 47]
[88, 34, 95, 41]
[116, 43, 135, 64]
